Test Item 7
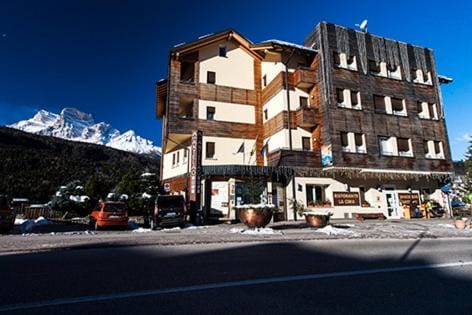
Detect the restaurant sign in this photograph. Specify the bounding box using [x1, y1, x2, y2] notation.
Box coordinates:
[333, 192, 360, 206]
[189, 130, 203, 202]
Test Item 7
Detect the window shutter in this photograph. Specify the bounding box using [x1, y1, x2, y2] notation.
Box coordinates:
[337, 89, 344, 103]
[397, 138, 410, 152]
[206, 142, 215, 158]
[354, 133, 363, 146]
[369, 60, 380, 72]
[391, 98, 404, 111]
[374, 95, 385, 112]
[351, 91, 358, 105]
[340, 132, 349, 147]
[424, 141, 430, 154]
[434, 141, 441, 154]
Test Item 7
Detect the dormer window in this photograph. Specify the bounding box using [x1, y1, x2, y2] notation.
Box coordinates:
[387, 64, 402, 80]
[334, 52, 357, 71]
[412, 69, 432, 85]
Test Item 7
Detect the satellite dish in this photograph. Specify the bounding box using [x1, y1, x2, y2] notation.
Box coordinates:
[355, 19, 368, 32]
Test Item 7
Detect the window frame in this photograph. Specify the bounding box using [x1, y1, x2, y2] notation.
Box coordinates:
[207, 71, 216, 84]
[205, 142, 215, 159]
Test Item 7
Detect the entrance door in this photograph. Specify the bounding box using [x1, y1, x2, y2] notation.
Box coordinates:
[384, 188, 400, 218]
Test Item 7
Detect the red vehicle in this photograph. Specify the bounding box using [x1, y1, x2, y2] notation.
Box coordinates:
[89, 201, 128, 230]
[0, 195, 15, 233]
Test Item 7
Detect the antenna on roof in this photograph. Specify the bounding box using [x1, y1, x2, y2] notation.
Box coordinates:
[355, 19, 368, 33]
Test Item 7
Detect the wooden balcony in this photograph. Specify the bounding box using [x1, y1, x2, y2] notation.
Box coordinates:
[267, 149, 321, 168]
[292, 67, 317, 90]
[295, 106, 317, 128]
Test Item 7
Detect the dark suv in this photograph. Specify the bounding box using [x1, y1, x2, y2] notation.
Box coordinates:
[148, 195, 186, 229]
[0, 195, 15, 233]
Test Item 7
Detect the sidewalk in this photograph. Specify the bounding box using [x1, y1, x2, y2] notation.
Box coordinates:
[0, 218, 470, 254]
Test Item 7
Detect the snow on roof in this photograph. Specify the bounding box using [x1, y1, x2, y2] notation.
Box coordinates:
[262, 39, 318, 53]
[173, 42, 186, 48]
[198, 33, 214, 39]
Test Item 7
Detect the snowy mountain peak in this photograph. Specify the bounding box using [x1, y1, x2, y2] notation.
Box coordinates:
[8, 108, 161, 156]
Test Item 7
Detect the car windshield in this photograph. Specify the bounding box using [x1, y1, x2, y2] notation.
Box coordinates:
[158, 197, 184, 209]
[104, 203, 126, 212]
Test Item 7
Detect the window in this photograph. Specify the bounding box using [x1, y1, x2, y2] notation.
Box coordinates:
[299, 96, 308, 108]
[397, 138, 413, 157]
[341, 132, 366, 153]
[369, 60, 381, 74]
[302, 137, 311, 151]
[413, 69, 431, 85]
[425, 140, 444, 159]
[206, 106, 215, 120]
[207, 71, 216, 84]
[306, 185, 325, 207]
[172, 153, 176, 166]
[334, 52, 357, 71]
[387, 64, 402, 80]
[183, 149, 188, 162]
[418, 101, 429, 119]
[391, 98, 406, 116]
[374, 95, 386, 113]
[263, 108, 268, 120]
[262, 75, 267, 87]
[219, 45, 227, 57]
[340, 132, 349, 152]
[176, 151, 180, 164]
[179, 97, 194, 119]
[205, 142, 215, 159]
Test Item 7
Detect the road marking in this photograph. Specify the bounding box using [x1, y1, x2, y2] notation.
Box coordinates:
[1, 260, 472, 312]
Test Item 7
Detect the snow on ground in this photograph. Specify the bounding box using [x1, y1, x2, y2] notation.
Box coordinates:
[230, 227, 283, 235]
[20, 216, 54, 233]
[437, 223, 456, 229]
[14, 218, 27, 225]
[313, 225, 357, 236]
[132, 228, 152, 233]
[127, 220, 140, 230]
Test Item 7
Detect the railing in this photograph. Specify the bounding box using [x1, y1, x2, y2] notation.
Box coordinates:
[292, 67, 317, 90]
[267, 149, 321, 168]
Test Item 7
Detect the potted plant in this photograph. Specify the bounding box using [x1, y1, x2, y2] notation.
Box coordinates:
[235, 179, 275, 228]
[292, 199, 333, 228]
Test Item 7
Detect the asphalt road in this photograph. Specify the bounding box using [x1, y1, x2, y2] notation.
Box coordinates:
[1, 238, 472, 314]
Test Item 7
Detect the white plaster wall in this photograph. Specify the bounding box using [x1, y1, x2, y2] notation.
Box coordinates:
[162, 146, 192, 180]
[261, 61, 285, 86]
[263, 88, 310, 121]
[202, 136, 256, 166]
[199, 41, 254, 90]
[198, 100, 255, 124]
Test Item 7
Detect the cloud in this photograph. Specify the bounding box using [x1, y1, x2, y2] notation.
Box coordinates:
[454, 133, 472, 143]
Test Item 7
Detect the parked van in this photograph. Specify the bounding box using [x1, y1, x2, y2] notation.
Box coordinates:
[89, 201, 128, 230]
[0, 195, 15, 233]
[148, 195, 186, 229]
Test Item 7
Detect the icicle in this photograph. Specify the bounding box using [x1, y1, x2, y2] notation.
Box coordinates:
[356, 31, 368, 74]
[399, 42, 410, 82]
[385, 40, 400, 67]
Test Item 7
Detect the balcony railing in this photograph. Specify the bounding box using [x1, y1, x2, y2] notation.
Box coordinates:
[292, 67, 317, 90]
[267, 149, 321, 168]
[294, 106, 317, 128]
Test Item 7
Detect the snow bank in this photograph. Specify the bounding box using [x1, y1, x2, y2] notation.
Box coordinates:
[230, 227, 282, 235]
[127, 220, 140, 230]
[313, 225, 357, 236]
[437, 223, 456, 229]
[132, 228, 153, 233]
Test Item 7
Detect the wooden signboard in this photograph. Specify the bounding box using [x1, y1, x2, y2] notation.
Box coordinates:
[398, 193, 420, 205]
[333, 192, 360, 206]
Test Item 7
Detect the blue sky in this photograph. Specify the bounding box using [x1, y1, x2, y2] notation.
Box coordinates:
[0, 0, 470, 160]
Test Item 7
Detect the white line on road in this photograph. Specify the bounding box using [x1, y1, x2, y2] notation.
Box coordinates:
[1, 260, 472, 312]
